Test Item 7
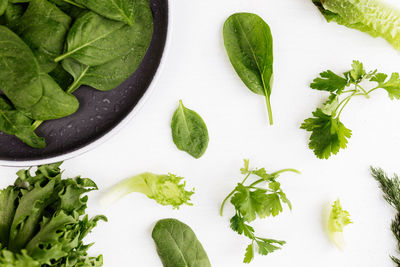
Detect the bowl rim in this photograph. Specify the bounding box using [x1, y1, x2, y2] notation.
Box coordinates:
[0, 1, 172, 167]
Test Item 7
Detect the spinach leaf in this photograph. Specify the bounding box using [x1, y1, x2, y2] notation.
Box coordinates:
[1, 3, 25, 28]
[223, 13, 274, 125]
[0, 0, 7, 16]
[61, 0, 153, 92]
[55, 11, 138, 66]
[74, 0, 135, 25]
[49, 64, 73, 90]
[13, 0, 71, 73]
[0, 96, 45, 148]
[0, 26, 78, 120]
[20, 74, 79, 120]
[0, 26, 43, 109]
[171, 100, 209, 159]
[48, 0, 86, 19]
[152, 218, 211, 267]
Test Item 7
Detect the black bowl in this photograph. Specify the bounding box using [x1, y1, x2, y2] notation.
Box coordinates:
[0, 0, 169, 165]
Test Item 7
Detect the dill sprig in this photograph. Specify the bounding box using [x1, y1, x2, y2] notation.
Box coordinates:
[371, 167, 400, 265]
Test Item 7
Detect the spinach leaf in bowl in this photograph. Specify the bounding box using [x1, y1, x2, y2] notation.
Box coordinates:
[0, 0, 7, 16]
[0, 96, 45, 148]
[13, 0, 72, 73]
[74, 0, 135, 25]
[1, 3, 25, 28]
[55, 11, 141, 66]
[61, 0, 153, 92]
[152, 218, 211, 267]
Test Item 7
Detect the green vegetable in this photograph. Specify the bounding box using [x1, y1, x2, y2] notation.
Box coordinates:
[55, 11, 138, 66]
[0, 0, 7, 16]
[313, 0, 400, 52]
[0, 96, 45, 148]
[13, 0, 71, 73]
[152, 218, 211, 267]
[220, 159, 299, 263]
[61, 0, 153, 92]
[327, 199, 352, 250]
[371, 167, 400, 265]
[74, 0, 135, 25]
[0, 163, 106, 266]
[223, 13, 274, 125]
[301, 60, 400, 159]
[101, 172, 194, 209]
[1, 3, 25, 28]
[171, 100, 209, 159]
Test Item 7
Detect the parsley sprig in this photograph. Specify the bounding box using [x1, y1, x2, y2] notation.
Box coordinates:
[220, 159, 300, 263]
[301, 60, 400, 159]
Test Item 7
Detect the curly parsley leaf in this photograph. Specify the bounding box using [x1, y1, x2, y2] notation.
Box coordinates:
[221, 159, 299, 263]
[301, 109, 352, 159]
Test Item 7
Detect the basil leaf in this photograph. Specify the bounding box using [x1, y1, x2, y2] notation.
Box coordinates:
[152, 218, 211, 267]
[223, 13, 274, 125]
[75, 0, 135, 25]
[171, 100, 209, 159]
[13, 0, 72, 73]
[61, 0, 153, 92]
[0, 0, 7, 16]
[0, 26, 43, 109]
[0, 96, 45, 148]
[55, 11, 138, 66]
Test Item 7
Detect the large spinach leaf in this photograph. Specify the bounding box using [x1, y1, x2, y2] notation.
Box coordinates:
[49, 64, 73, 90]
[0, 0, 7, 16]
[0, 96, 45, 148]
[55, 11, 139, 66]
[0, 26, 43, 109]
[152, 219, 211, 267]
[13, 0, 71, 73]
[61, 0, 153, 92]
[74, 0, 135, 25]
[223, 13, 274, 125]
[171, 100, 209, 159]
[20, 74, 79, 120]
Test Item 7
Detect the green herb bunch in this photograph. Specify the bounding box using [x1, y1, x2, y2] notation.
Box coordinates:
[301, 60, 400, 159]
[220, 159, 299, 263]
[0, 163, 106, 266]
[371, 167, 400, 265]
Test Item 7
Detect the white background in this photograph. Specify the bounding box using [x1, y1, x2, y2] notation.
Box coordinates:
[2, 0, 400, 266]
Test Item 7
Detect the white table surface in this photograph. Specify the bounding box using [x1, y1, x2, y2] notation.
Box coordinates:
[2, 0, 400, 266]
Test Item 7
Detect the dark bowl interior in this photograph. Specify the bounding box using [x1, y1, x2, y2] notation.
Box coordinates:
[0, 0, 168, 162]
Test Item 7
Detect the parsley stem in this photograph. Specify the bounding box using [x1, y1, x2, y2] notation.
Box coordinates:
[271, 168, 301, 176]
[366, 86, 380, 95]
[220, 173, 251, 216]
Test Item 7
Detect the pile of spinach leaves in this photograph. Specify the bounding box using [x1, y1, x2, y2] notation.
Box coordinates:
[0, 0, 153, 148]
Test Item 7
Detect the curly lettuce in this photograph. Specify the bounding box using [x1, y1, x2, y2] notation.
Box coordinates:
[327, 199, 353, 250]
[101, 172, 194, 209]
[0, 163, 106, 267]
[313, 0, 400, 51]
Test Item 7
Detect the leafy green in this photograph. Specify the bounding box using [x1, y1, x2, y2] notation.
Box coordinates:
[0, 163, 106, 266]
[302, 60, 400, 159]
[220, 159, 299, 263]
[327, 199, 352, 250]
[223, 12, 274, 125]
[313, 0, 400, 52]
[0, 0, 7, 16]
[1, 3, 25, 28]
[152, 218, 211, 267]
[61, 0, 153, 92]
[55, 11, 138, 66]
[101, 172, 194, 209]
[0, 96, 45, 148]
[171, 100, 209, 159]
[74, 0, 135, 25]
[13, 0, 71, 73]
[370, 167, 400, 265]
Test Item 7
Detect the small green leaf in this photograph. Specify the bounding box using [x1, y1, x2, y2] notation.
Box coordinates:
[171, 100, 209, 159]
[256, 239, 285, 255]
[328, 199, 352, 233]
[301, 109, 352, 159]
[379, 73, 400, 100]
[310, 70, 348, 92]
[349, 60, 365, 82]
[243, 243, 254, 264]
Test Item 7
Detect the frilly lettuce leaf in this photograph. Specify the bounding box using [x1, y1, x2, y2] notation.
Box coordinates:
[102, 172, 194, 209]
[327, 199, 353, 250]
